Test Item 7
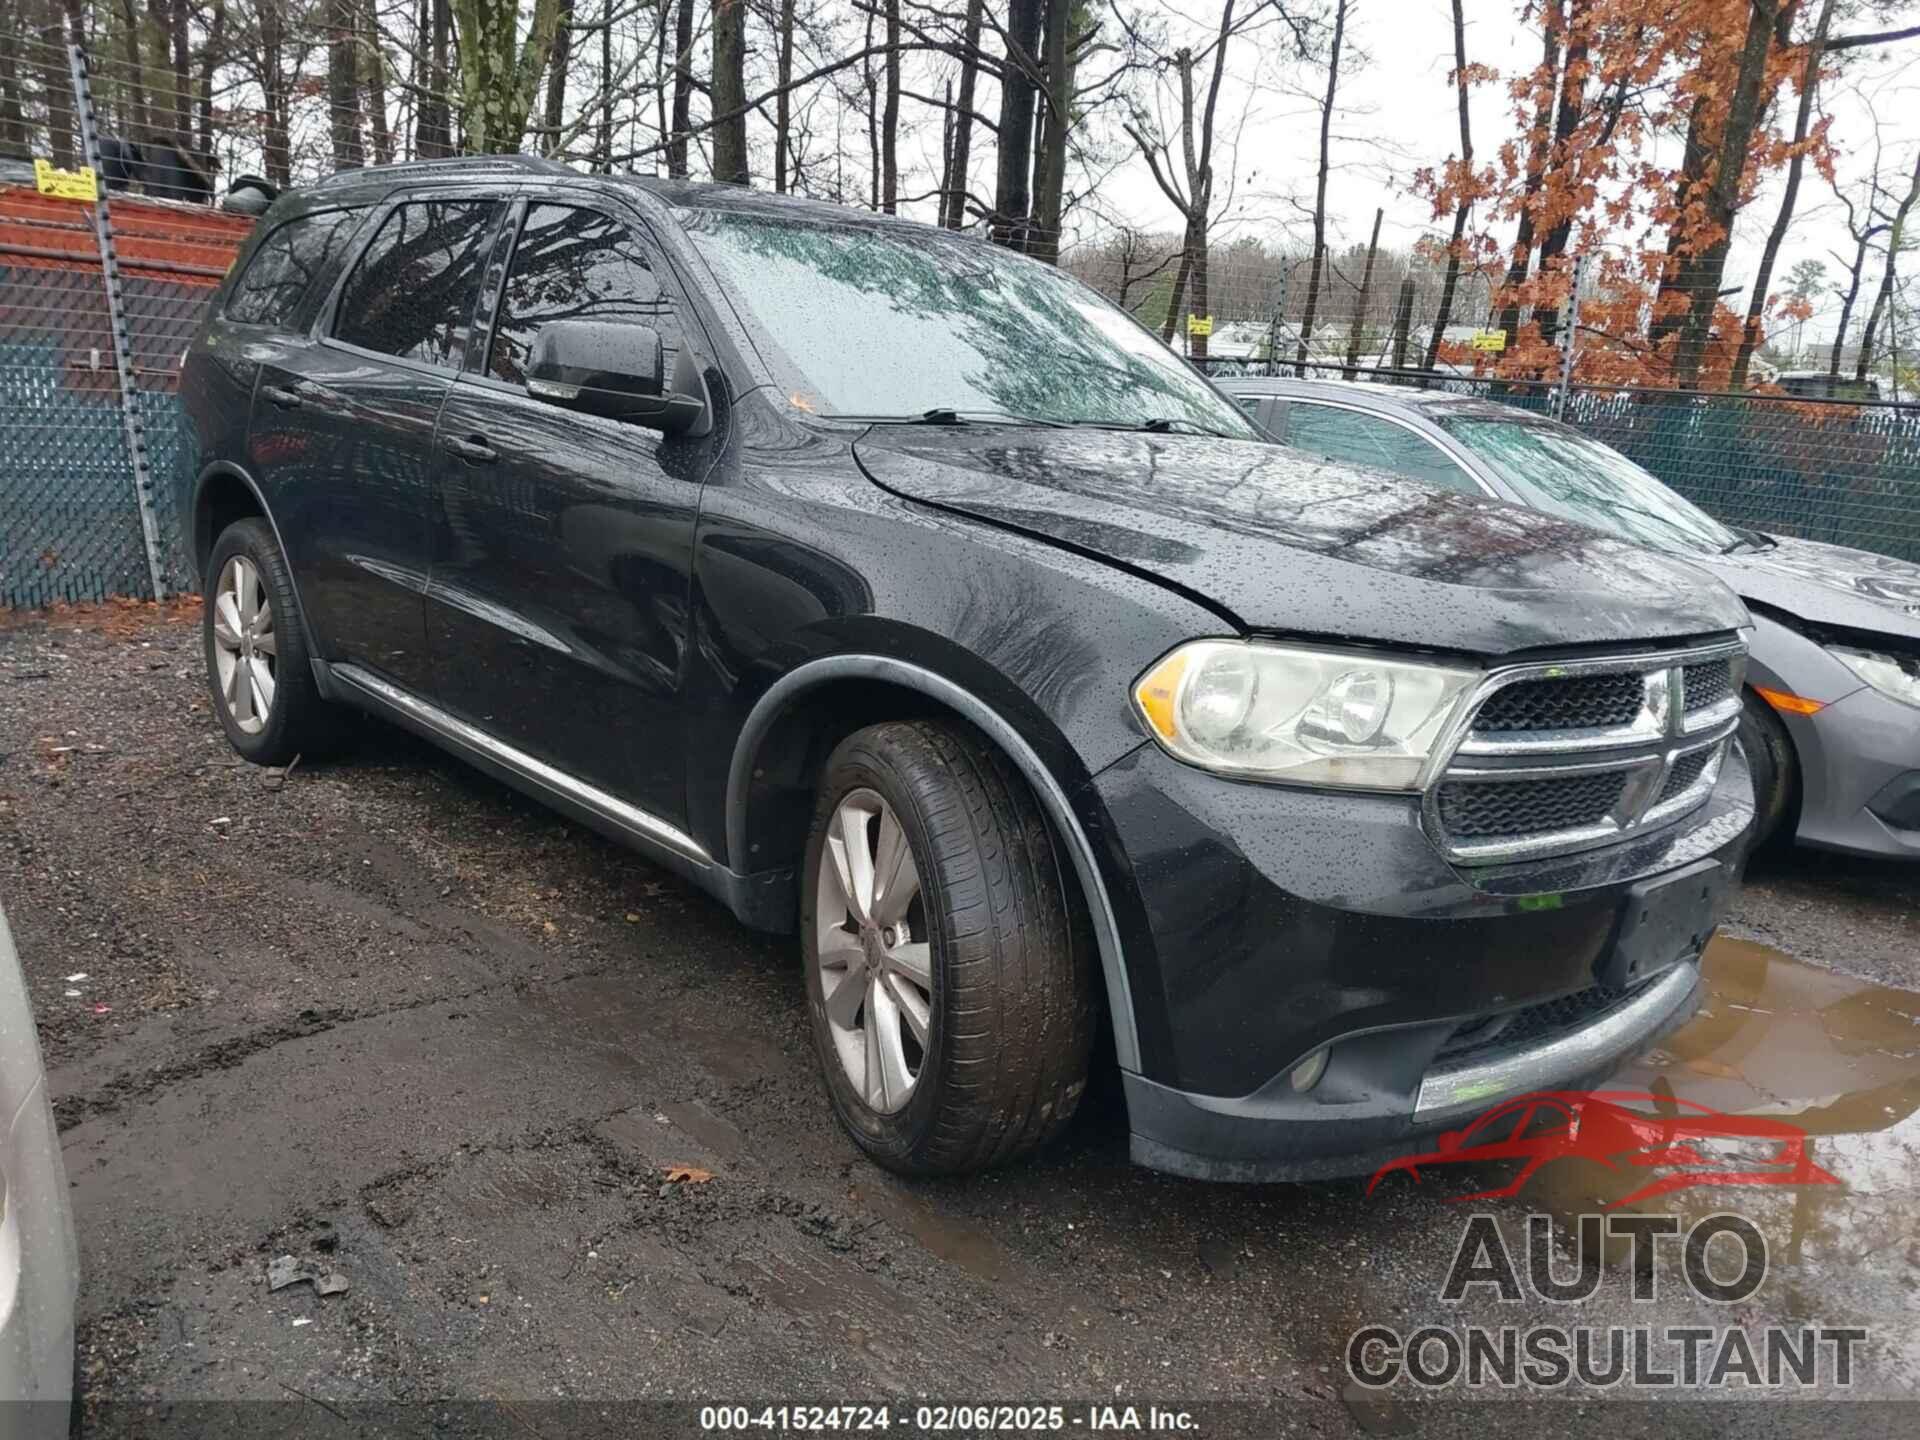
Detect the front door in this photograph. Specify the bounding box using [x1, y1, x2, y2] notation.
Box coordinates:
[264, 194, 505, 690]
[425, 201, 711, 826]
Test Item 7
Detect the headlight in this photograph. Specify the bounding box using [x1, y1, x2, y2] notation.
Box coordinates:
[1132, 640, 1480, 789]
[1830, 645, 1920, 710]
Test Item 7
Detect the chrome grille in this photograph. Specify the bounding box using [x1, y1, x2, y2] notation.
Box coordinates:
[1437, 771, 1625, 840]
[1682, 658, 1732, 712]
[1473, 672, 1644, 733]
[1427, 640, 1746, 864]
[1658, 748, 1712, 804]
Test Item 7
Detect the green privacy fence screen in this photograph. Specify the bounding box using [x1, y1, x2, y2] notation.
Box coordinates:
[1199, 359, 1920, 568]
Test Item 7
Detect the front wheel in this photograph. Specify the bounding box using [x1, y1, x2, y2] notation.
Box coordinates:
[203, 518, 346, 766]
[800, 720, 1093, 1176]
[1737, 691, 1799, 851]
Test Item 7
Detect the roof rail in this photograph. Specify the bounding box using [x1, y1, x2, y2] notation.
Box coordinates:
[306, 154, 577, 191]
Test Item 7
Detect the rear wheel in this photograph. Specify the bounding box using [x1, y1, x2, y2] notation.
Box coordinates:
[1738, 690, 1799, 851]
[203, 518, 346, 766]
[800, 720, 1093, 1176]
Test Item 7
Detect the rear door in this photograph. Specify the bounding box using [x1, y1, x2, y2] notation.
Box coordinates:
[255, 192, 505, 691]
[423, 198, 710, 825]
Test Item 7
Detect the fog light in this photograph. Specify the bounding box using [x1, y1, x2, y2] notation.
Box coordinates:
[1289, 1048, 1328, 1092]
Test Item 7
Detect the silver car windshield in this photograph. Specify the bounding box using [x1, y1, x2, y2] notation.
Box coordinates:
[682, 210, 1256, 437]
[1436, 415, 1739, 556]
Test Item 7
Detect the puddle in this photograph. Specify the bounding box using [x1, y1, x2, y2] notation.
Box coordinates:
[1517, 935, 1920, 1296]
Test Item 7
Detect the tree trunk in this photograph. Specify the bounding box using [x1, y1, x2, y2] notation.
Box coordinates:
[1661, 0, 1782, 387]
[1027, 0, 1073, 260]
[1189, 216, 1212, 360]
[163, 0, 190, 136]
[774, 0, 795, 191]
[197, 0, 225, 158]
[328, 0, 363, 169]
[364, 0, 394, 164]
[1343, 206, 1383, 378]
[1532, 0, 1590, 346]
[668, 0, 694, 176]
[1424, 0, 1474, 374]
[1390, 274, 1416, 373]
[42, 0, 74, 168]
[992, 0, 1042, 247]
[1828, 226, 1874, 386]
[879, 0, 900, 210]
[261, 0, 291, 185]
[0, 31, 25, 163]
[1855, 147, 1920, 385]
[711, 0, 749, 184]
[1160, 226, 1193, 345]
[1495, 2, 1561, 349]
[1296, 0, 1347, 368]
[940, 0, 984, 228]
[1732, 0, 1836, 389]
[452, 0, 569, 154]
[415, 0, 453, 158]
[542, 0, 574, 155]
[117, 0, 149, 139]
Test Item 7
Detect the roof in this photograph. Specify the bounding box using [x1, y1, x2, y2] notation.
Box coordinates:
[0, 179, 253, 282]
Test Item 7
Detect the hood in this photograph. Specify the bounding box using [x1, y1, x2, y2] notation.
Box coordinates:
[853, 427, 1747, 658]
[1698, 534, 1920, 643]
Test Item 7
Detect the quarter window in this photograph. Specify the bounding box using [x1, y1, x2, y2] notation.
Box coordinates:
[489, 205, 676, 385]
[224, 208, 366, 327]
[332, 199, 502, 367]
[1285, 404, 1480, 496]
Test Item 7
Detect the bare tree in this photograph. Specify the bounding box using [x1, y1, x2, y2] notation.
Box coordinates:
[941, 0, 984, 227]
[993, 0, 1043, 245]
[1857, 146, 1920, 385]
[1423, 0, 1474, 373]
[1296, 0, 1346, 369]
[1343, 205, 1382, 377]
[712, 0, 749, 183]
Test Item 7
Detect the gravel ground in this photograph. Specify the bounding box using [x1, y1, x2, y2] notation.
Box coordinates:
[3, 606, 1917, 1439]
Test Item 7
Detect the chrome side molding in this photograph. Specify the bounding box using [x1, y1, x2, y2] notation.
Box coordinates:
[330, 663, 713, 869]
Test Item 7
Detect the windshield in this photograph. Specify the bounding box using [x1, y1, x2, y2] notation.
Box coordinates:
[682, 210, 1257, 436]
[1436, 415, 1739, 555]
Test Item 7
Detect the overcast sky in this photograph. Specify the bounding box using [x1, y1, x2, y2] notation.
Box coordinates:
[1056, 1, 1920, 353]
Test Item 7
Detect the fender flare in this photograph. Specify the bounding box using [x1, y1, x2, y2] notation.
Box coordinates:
[192, 462, 330, 692]
[725, 654, 1142, 1073]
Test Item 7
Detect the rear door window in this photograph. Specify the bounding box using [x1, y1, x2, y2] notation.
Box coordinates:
[224, 207, 366, 327]
[486, 204, 677, 385]
[331, 198, 503, 367]
[1286, 403, 1481, 495]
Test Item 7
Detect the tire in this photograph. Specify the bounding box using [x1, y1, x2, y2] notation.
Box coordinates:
[1737, 690, 1798, 851]
[800, 719, 1094, 1176]
[202, 517, 346, 767]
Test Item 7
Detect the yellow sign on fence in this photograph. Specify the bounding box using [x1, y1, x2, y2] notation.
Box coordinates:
[33, 158, 99, 202]
[1469, 328, 1508, 352]
[1186, 314, 1214, 338]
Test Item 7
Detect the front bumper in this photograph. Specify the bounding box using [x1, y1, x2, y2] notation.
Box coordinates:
[1782, 682, 1920, 858]
[1094, 741, 1752, 1182]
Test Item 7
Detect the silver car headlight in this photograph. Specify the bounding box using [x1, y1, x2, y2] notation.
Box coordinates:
[1131, 640, 1480, 790]
[1830, 645, 1920, 710]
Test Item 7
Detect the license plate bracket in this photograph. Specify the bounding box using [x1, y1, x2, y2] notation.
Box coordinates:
[1599, 858, 1728, 991]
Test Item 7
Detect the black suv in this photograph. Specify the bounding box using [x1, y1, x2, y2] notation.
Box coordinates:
[177, 157, 1754, 1181]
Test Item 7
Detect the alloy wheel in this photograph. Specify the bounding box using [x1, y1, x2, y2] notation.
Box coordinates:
[211, 554, 277, 735]
[814, 788, 932, 1115]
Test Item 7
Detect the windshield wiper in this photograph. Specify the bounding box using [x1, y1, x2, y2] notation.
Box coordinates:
[842, 407, 1070, 428]
[1719, 526, 1776, 555]
[1069, 416, 1237, 439]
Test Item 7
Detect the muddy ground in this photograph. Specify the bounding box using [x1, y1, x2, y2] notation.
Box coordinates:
[2, 608, 1916, 1438]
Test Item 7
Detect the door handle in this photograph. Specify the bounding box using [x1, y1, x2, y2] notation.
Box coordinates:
[263, 384, 303, 410]
[442, 434, 498, 464]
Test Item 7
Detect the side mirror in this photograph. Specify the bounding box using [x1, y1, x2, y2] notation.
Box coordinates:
[525, 319, 712, 437]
